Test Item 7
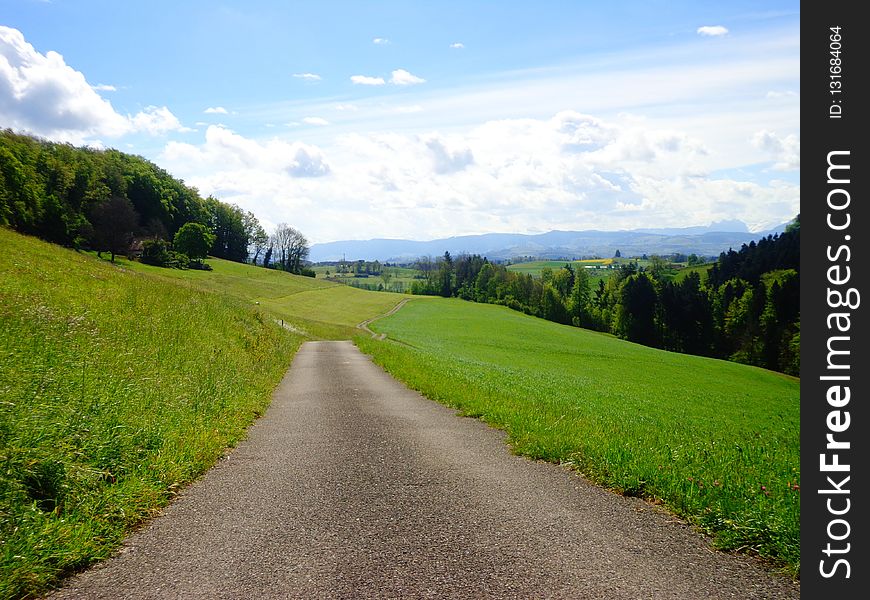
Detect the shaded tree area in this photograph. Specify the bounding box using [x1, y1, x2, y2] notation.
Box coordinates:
[410, 217, 800, 375]
[0, 130, 277, 269]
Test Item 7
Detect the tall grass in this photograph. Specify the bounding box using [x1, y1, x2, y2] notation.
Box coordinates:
[0, 229, 301, 598]
[357, 297, 800, 575]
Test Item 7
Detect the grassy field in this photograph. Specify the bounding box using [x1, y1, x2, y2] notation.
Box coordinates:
[357, 298, 800, 574]
[506, 258, 623, 286]
[114, 256, 402, 340]
[312, 265, 421, 294]
[673, 263, 714, 283]
[0, 229, 310, 598]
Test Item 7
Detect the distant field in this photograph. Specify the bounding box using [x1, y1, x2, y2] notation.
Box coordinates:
[673, 263, 714, 283]
[506, 258, 621, 285]
[117, 257, 403, 339]
[358, 298, 800, 573]
[0, 230, 303, 597]
[312, 265, 420, 294]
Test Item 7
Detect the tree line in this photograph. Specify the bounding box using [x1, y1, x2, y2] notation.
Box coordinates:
[0, 130, 310, 273]
[409, 216, 800, 375]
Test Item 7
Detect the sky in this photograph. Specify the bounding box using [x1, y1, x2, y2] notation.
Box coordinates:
[1, 0, 799, 244]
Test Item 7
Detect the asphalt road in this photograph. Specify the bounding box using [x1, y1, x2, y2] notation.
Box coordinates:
[51, 341, 800, 599]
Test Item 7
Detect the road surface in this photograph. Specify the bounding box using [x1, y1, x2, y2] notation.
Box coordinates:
[51, 341, 799, 599]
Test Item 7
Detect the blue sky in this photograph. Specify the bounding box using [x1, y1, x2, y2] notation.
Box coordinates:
[2, 1, 799, 243]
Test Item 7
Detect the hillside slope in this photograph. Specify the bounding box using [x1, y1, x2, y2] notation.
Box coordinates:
[0, 229, 303, 598]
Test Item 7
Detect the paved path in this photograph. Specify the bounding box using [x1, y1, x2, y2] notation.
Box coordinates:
[51, 341, 799, 599]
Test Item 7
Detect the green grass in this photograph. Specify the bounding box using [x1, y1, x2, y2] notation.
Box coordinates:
[357, 298, 800, 574]
[113, 255, 403, 340]
[0, 230, 307, 598]
[673, 263, 713, 283]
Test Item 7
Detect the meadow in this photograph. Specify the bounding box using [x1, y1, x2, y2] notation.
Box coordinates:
[0, 230, 401, 598]
[115, 256, 402, 339]
[357, 298, 800, 574]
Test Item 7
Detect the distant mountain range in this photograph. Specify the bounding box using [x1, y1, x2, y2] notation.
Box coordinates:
[309, 220, 790, 263]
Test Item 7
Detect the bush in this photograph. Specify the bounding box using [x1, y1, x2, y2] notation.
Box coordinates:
[140, 239, 190, 269]
[140, 239, 171, 266]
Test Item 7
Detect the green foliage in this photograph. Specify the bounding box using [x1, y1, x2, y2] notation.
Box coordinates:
[358, 298, 800, 574]
[88, 197, 139, 261]
[0, 129, 207, 247]
[0, 228, 301, 598]
[173, 222, 215, 262]
[140, 239, 190, 269]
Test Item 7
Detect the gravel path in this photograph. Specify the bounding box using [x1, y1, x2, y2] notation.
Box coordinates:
[50, 341, 799, 599]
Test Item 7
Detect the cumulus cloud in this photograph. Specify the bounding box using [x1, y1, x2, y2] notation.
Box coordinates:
[373, 37, 390, 45]
[131, 105, 193, 134]
[204, 106, 228, 114]
[351, 75, 385, 86]
[293, 72, 321, 81]
[752, 129, 799, 170]
[390, 69, 426, 85]
[697, 25, 729, 37]
[0, 26, 188, 141]
[449, 42, 465, 49]
[424, 136, 475, 174]
[302, 116, 330, 126]
[92, 83, 117, 92]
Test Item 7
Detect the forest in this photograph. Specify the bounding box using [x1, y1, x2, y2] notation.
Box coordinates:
[409, 219, 800, 375]
[0, 130, 310, 273]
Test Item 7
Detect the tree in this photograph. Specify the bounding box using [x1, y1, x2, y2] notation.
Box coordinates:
[614, 249, 621, 258]
[173, 222, 215, 265]
[380, 270, 393, 290]
[271, 223, 310, 274]
[89, 197, 139, 262]
[205, 197, 247, 262]
[246, 214, 269, 265]
[437, 251, 454, 297]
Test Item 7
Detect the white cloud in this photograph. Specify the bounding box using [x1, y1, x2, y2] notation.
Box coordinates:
[92, 83, 117, 92]
[351, 75, 386, 86]
[131, 105, 193, 134]
[697, 25, 729, 37]
[373, 37, 390, 45]
[293, 72, 321, 81]
[0, 26, 188, 142]
[424, 135, 474, 174]
[303, 116, 330, 126]
[204, 106, 229, 114]
[390, 69, 426, 85]
[751, 129, 799, 170]
[449, 42, 465, 49]
[162, 125, 330, 178]
[334, 103, 359, 112]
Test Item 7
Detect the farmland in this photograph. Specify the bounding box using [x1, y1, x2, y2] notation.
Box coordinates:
[357, 297, 800, 573]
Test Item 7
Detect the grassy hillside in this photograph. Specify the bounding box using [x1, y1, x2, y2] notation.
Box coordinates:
[0, 229, 311, 598]
[357, 298, 800, 574]
[114, 256, 402, 340]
